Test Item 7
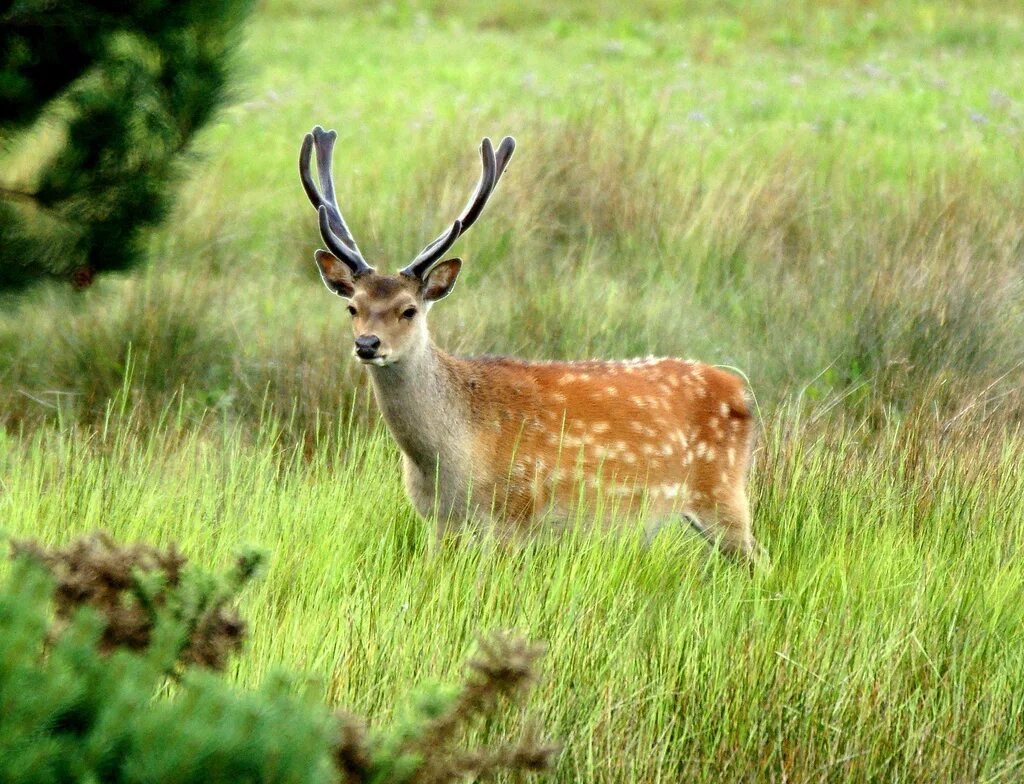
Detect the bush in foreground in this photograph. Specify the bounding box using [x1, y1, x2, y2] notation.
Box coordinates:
[0, 533, 558, 783]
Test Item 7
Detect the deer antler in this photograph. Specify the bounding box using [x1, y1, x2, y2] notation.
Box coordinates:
[400, 135, 516, 279]
[299, 126, 374, 275]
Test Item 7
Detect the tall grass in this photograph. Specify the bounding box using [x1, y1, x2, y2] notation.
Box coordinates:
[1, 408, 1022, 781]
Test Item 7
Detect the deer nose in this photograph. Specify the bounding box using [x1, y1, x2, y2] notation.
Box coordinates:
[354, 334, 381, 358]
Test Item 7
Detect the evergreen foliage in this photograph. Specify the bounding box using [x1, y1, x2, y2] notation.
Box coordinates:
[0, 533, 558, 783]
[0, 1, 255, 292]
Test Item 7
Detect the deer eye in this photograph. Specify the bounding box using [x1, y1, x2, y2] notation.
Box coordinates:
[401, 307, 417, 320]
[347, 305, 357, 317]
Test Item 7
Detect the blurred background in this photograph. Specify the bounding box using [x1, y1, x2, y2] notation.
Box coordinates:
[2, 0, 1023, 443]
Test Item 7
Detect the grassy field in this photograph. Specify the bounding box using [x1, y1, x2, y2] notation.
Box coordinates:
[2, 0, 1024, 780]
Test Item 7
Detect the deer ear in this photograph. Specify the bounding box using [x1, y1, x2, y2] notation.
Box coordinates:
[422, 258, 462, 302]
[314, 249, 356, 298]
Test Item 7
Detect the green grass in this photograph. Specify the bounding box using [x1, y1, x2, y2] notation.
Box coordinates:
[2, 411, 1022, 780]
[1, 0, 1024, 780]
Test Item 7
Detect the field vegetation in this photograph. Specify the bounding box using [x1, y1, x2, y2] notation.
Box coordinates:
[1, 1, 1023, 780]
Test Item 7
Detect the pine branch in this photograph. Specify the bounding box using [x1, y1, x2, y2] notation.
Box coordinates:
[0, 186, 39, 205]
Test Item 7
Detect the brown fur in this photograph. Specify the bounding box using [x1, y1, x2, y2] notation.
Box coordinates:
[449, 355, 759, 558]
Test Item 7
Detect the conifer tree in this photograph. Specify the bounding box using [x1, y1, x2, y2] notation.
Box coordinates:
[0, 1, 254, 292]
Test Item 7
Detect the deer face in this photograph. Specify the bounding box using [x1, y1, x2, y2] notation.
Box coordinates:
[299, 125, 511, 364]
[315, 251, 461, 366]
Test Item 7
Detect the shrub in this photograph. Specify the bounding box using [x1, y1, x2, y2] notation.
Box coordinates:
[0, 533, 558, 783]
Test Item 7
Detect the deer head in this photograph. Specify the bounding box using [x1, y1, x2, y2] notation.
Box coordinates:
[299, 126, 515, 366]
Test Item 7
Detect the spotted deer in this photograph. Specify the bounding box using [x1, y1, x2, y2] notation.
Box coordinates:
[299, 126, 764, 565]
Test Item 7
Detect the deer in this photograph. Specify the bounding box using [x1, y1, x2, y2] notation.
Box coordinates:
[299, 125, 764, 566]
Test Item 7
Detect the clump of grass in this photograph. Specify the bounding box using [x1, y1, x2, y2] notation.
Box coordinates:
[0, 271, 235, 430]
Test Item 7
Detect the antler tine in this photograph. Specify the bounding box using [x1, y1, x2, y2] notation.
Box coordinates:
[298, 133, 320, 207]
[401, 135, 516, 279]
[300, 129, 354, 249]
[299, 126, 373, 274]
[451, 136, 497, 235]
[493, 135, 516, 187]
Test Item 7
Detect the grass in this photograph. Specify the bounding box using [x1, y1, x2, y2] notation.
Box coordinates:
[1, 0, 1023, 780]
[2, 409, 1022, 780]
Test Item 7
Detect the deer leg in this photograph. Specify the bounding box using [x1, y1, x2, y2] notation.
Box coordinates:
[684, 494, 766, 569]
[642, 515, 672, 546]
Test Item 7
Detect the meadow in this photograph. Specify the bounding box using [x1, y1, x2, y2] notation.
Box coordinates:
[1, 0, 1023, 780]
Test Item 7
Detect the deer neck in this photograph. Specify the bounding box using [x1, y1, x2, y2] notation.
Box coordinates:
[365, 341, 467, 471]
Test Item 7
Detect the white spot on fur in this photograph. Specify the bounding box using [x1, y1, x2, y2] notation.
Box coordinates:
[719, 402, 730, 417]
[607, 483, 634, 496]
[657, 483, 686, 500]
[591, 422, 610, 434]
